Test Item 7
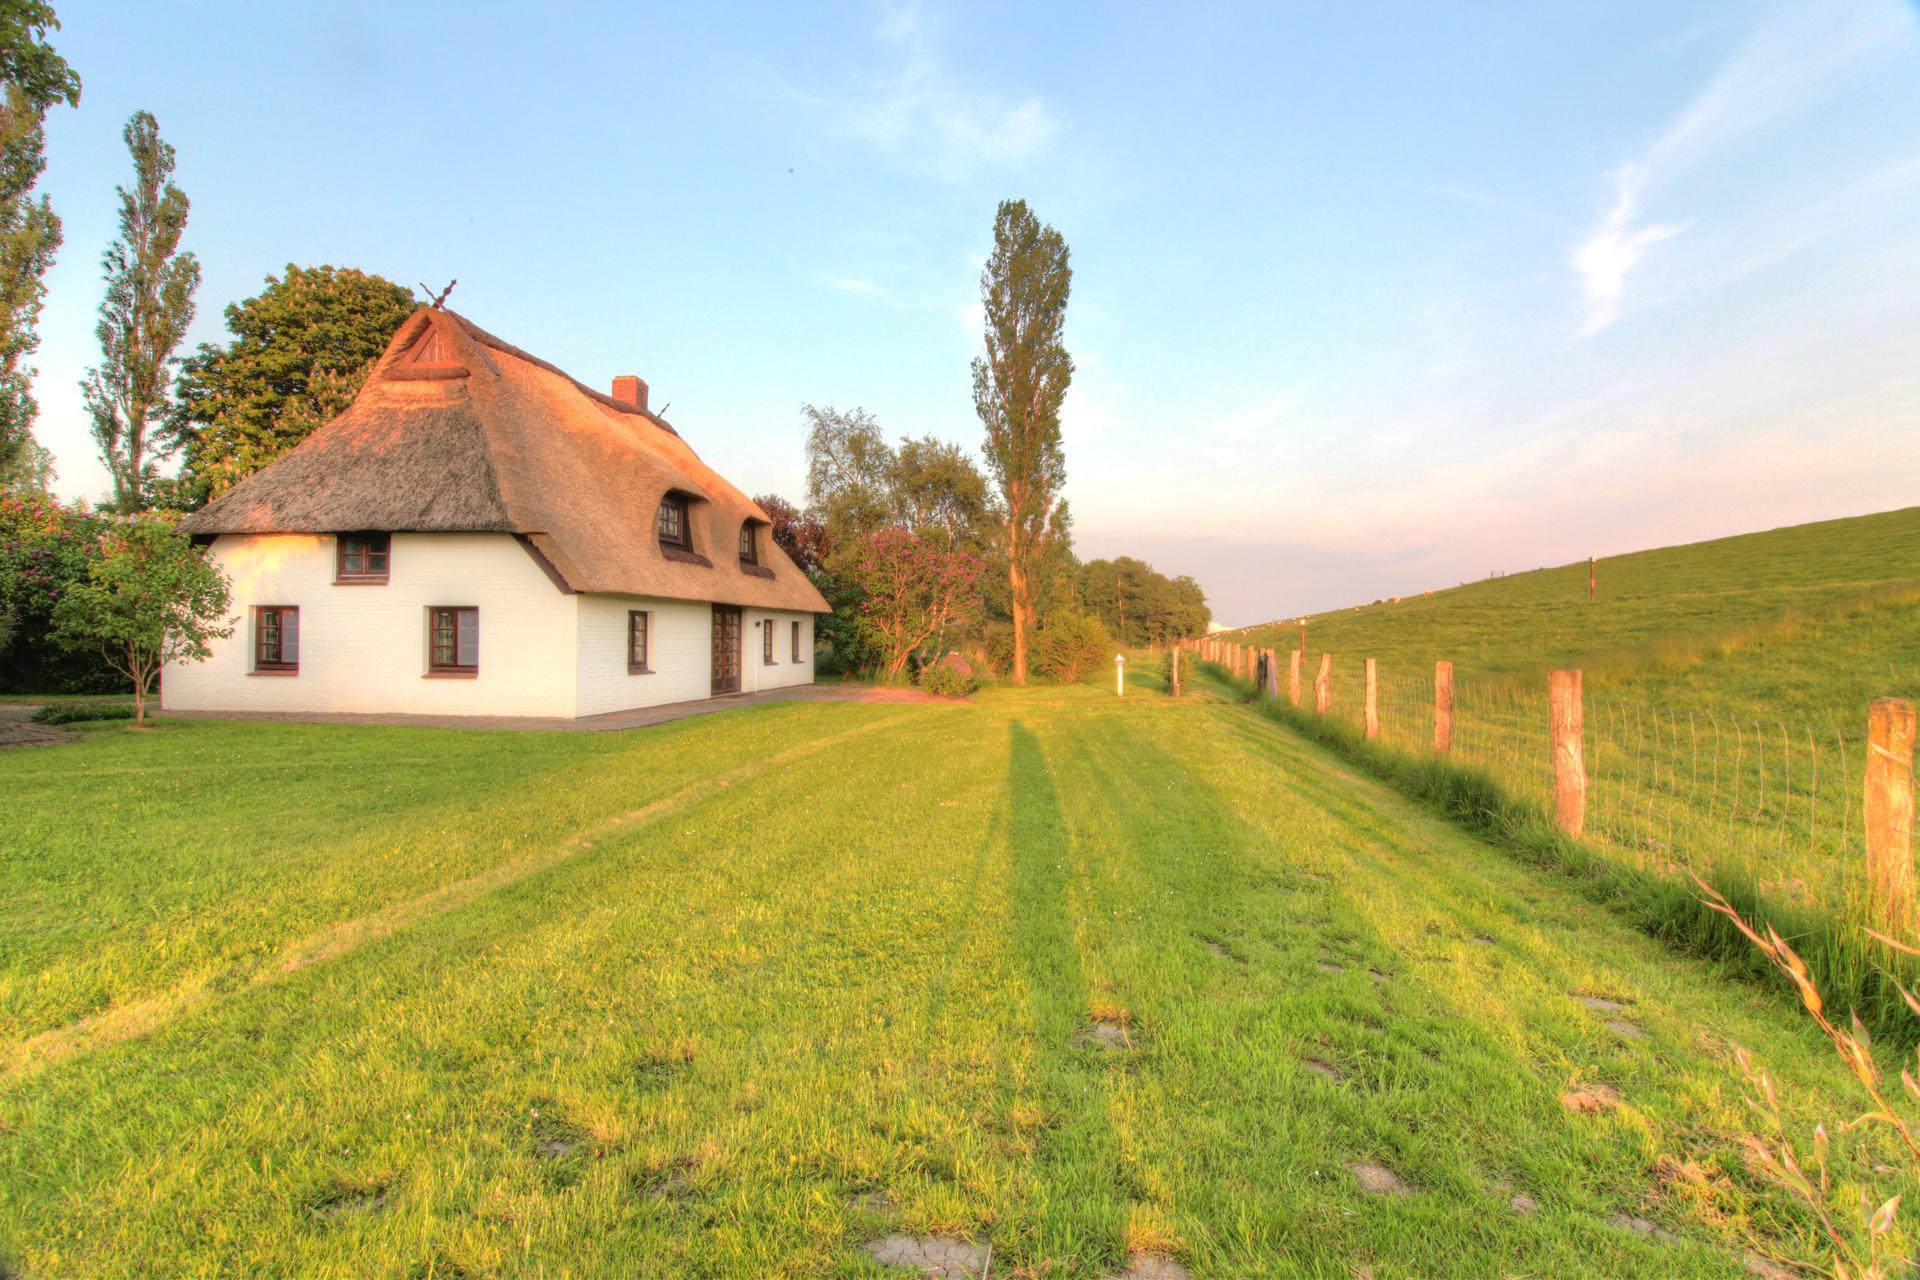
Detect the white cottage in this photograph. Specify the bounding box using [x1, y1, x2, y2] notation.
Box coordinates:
[167, 306, 829, 719]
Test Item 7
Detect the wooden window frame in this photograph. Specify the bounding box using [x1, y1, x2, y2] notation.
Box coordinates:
[791, 620, 802, 663]
[336, 532, 391, 584]
[657, 493, 691, 550]
[738, 522, 758, 565]
[252, 605, 299, 674]
[763, 618, 776, 665]
[627, 609, 651, 674]
[426, 605, 478, 677]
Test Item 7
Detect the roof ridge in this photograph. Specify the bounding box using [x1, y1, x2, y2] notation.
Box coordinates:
[440, 309, 681, 438]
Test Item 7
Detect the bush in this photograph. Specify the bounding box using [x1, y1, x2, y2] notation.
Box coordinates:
[915, 661, 980, 699]
[1032, 611, 1115, 684]
[980, 624, 1015, 676]
[0, 494, 124, 694]
[31, 701, 135, 724]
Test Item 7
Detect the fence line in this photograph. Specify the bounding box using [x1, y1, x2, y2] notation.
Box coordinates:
[1177, 636, 1912, 934]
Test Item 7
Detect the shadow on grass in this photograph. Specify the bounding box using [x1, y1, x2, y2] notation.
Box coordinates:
[1005, 719, 1129, 1261]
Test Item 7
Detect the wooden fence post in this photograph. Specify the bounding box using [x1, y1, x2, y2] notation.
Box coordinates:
[1433, 660, 1453, 754]
[1289, 649, 1301, 707]
[1170, 647, 1181, 697]
[1549, 669, 1586, 838]
[1867, 697, 1916, 930]
[1315, 653, 1332, 715]
[1264, 647, 1280, 698]
[1364, 658, 1379, 740]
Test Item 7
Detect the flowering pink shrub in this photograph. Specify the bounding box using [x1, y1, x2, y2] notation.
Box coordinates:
[848, 526, 985, 680]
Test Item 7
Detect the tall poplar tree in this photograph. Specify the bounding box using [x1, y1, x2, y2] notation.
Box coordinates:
[82, 110, 198, 512]
[0, 0, 79, 488]
[972, 198, 1072, 685]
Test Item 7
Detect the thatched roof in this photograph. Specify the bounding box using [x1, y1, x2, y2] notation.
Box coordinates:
[182, 308, 829, 613]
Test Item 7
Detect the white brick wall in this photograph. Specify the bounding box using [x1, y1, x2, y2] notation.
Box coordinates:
[743, 611, 815, 693]
[574, 596, 713, 715]
[162, 532, 580, 717]
[163, 532, 818, 719]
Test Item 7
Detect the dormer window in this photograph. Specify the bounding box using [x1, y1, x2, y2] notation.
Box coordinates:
[739, 522, 758, 565]
[657, 494, 690, 548]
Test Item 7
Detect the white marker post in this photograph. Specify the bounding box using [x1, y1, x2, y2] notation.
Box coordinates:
[1115, 653, 1126, 697]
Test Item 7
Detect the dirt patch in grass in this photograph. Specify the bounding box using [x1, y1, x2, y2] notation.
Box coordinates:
[1606, 1213, 1678, 1244]
[847, 1187, 896, 1217]
[1346, 1162, 1411, 1196]
[1197, 934, 1244, 962]
[1606, 1018, 1648, 1040]
[1072, 1020, 1133, 1050]
[1509, 1193, 1538, 1215]
[632, 1154, 700, 1203]
[864, 1233, 989, 1276]
[1111, 1254, 1189, 1279]
[632, 1044, 695, 1091]
[1561, 1082, 1622, 1114]
[1742, 1252, 1797, 1279]
[1302, 1056, 1346, 1082]
[307, 1179, 389, 1220]
[1574, 994, 1632, 1013]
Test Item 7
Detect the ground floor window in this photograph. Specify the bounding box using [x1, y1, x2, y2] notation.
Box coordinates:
[791, 620, 802, 662]
[429, 606, 478, 674]
[254, 606, 299, 672]
[628, 610, 650, 672]
[763, 617, 776, 664]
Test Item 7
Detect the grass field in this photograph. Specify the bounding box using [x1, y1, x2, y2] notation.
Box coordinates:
[2, 678, 1912, 1277]
[1230, 505, 1920, 688]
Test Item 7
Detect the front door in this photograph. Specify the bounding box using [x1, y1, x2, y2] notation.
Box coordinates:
[711, 605, 742, 695]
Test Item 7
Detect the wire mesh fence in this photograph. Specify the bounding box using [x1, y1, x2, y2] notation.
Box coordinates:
[1190, 640, 1897, 931]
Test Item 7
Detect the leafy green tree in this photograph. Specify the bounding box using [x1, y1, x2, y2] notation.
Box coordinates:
[0, 0, 77, 486]
[82, 110, 198, 512]
[174, 265, 417, 504]
[892, 434, 992, 552]
[0, 489, 113, 691]
[0, 2, 79, 111]
[52, 515, 231, 724]
[802, 403, 894, 545]
[973, 198, 1072, 685]
[0, 427, 50, 489]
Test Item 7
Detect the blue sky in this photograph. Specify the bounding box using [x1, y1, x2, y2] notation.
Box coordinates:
[28, 1, 1920, 624]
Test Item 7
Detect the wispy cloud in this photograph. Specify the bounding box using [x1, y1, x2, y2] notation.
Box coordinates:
[1573, 165, 1687, 335]
[1571, 1, 1911, 336]
[828, 0, 1059, 181]
[821, 273, 884, 297]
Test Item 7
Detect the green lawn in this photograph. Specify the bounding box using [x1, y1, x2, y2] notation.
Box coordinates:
[0, 682, 1907, 1277]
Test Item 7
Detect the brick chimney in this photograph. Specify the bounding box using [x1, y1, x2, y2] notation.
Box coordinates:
[610, 375, 649, 412]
